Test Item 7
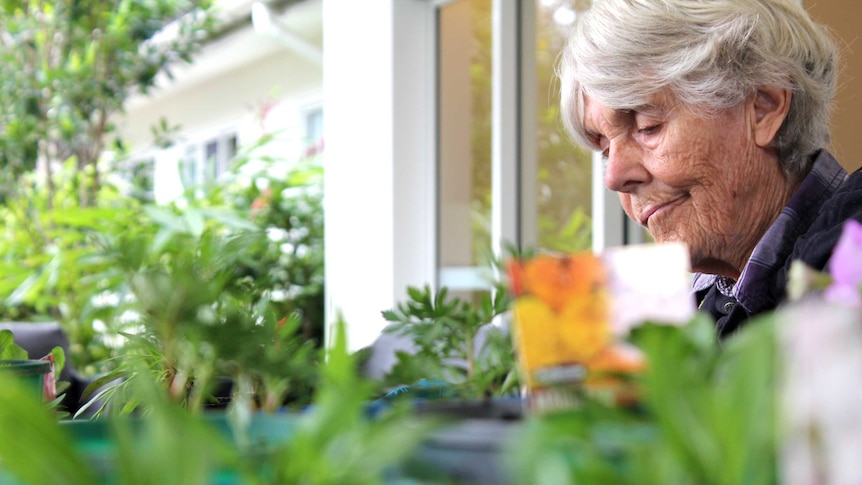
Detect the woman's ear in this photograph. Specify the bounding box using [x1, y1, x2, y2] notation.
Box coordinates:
[752, 85, 792, 148]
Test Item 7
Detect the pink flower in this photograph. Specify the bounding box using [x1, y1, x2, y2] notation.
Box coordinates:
[825, 219, 862, 307]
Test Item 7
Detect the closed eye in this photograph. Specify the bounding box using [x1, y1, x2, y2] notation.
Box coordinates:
[637, 124, 661, 136]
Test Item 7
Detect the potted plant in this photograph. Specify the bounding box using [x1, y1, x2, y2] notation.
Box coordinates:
[13, 161, 440, 481]
[75, 212, 319, 413]
[0, 318, 439, 485]
[374, 274, 523, 484]
[74, 146, 326, 417]
[380, 280, 519, 406]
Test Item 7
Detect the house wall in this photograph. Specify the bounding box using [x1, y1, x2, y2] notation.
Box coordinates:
[115, 2, 323, 203]
[806, 1, 862, 172]
[120, 49, 322, 152]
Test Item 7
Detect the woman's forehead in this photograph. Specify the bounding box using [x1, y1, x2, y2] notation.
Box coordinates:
[583, 91, 677, 127]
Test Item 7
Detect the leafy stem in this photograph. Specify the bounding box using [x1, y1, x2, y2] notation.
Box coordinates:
[381, 283, 517, 398]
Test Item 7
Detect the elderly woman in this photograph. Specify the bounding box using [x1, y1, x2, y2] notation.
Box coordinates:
[559, 0, 862, 337]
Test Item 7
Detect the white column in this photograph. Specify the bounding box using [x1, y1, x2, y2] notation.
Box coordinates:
[323, 0, 436, 352]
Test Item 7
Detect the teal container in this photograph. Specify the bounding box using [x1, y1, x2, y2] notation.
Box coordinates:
[50, 411, 299, 484]
[0, 359, 50, 401]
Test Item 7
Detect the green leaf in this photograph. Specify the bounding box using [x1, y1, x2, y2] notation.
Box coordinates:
[198, 208, 259, 231]
[0, 372, 96, 484]
[183, 208, 205, 237]
[49, 345, 65, 377]
[5, 271, 43, 307]
[0, 330, 28, 360]
[381, 310, 400, 322]
[407, 285, 426, 303]
[144, 206, 187, 233]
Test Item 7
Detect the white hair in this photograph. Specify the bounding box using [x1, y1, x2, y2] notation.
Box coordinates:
[558, 0, 839, 177]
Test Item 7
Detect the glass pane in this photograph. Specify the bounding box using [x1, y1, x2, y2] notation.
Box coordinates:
[181, 146, 197, 189]
[221, 134, 238, 175]
[533, 0, 593, 253]
[438, 0, 493, 274]
[205, 140, 219, 183]
[305, 109, 324, 146]
[226, 135, 237, 161]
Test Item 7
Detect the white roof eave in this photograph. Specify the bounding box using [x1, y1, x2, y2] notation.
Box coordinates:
[125, 0, 321, 108]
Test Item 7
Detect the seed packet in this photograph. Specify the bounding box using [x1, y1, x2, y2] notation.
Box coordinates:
[507, 242, 694, 412]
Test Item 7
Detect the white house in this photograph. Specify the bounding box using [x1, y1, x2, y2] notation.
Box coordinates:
[116, 0, 323, 204]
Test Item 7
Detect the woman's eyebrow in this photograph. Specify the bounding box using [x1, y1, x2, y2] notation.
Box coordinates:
[583, 109, 631, 140]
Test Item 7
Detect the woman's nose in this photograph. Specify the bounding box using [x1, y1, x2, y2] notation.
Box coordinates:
[603, 141, 649, 193]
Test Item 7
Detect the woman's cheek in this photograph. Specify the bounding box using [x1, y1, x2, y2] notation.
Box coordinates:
[618, 194, 637, 224]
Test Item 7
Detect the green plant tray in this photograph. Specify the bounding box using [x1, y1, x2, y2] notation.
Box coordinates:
[52, 412, 300, 484]
[0, 359, 49, 400]
[0, 360, 50, 376]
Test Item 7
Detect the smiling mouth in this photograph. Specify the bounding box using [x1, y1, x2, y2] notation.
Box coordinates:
[640, 196, 687, 226]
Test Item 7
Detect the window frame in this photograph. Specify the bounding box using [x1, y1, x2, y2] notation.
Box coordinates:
[179, 129, 238, 189]
[434, 0, 628, 293]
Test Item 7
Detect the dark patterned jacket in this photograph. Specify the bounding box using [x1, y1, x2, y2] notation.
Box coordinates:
[694, 151, 862, 338]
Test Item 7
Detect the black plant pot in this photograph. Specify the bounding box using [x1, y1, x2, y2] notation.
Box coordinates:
[410, 396, 524, 420]
[397, 397, 524, 485]
[404, 421, 521, 484]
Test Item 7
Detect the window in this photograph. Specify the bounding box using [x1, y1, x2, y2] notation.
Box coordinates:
[437, 0, 492, 290]
[531, 0, 594, 252]
[304, 107, 324, 156]
[436, 0, 597, 293]
[180, 131, 238, 189]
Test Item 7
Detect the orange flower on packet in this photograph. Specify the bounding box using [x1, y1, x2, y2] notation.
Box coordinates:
[509, 253, 607, 313]
[508, 251, 641, 411]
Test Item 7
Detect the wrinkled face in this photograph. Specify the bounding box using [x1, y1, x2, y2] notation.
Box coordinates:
[582, 90, 788, 277]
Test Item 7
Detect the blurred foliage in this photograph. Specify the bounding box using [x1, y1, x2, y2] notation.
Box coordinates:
[0, 134, 326, 382]
[0, 0, 216, 205]
[0, 163, 147, 373]
[77, 146, 325, 415]
[0, 368, 97, 485]
[0, 309, 783, 485]
[79, 215, 320, 415]
[381, 282, 519, 399]
[211, 135, 326, 346]
[510, 313, 777, 485]
[268, 319, 439, 484]
[0, 320, 437, 485]
[0, 0, 218, 371]
[0, 328, 28, 360]
[539, 207, 592, 253]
